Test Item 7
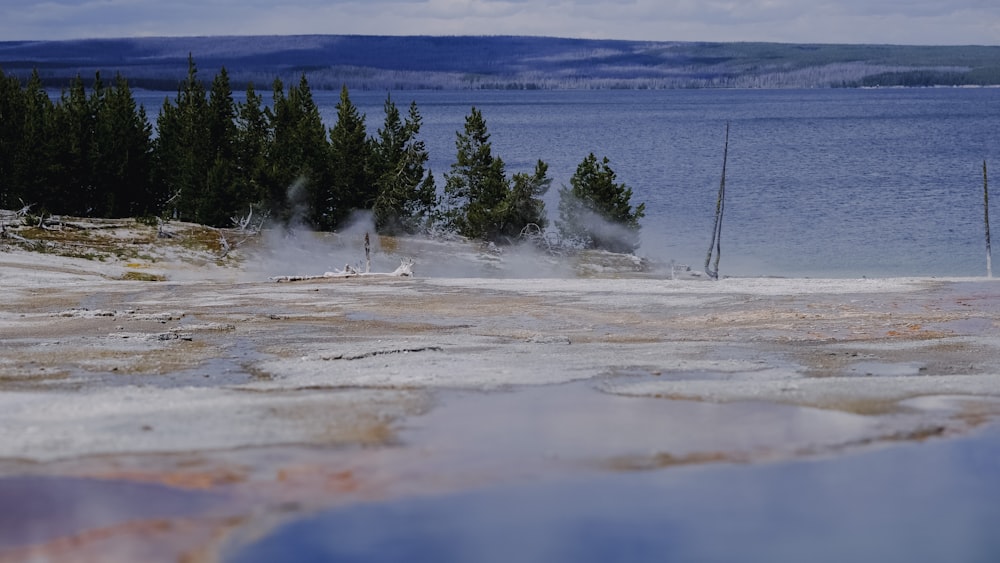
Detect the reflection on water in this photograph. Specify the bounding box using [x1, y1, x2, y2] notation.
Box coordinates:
[230, 424, 1000, 563]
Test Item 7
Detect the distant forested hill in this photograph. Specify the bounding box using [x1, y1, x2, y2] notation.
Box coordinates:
[1, 35, 998, 90]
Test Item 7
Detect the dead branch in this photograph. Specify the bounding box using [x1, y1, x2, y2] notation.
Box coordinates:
[365, 232, 371, 273]
[15, 200, 34, 218]
[319, 345, 443, 361]
[518, 223, 569, 256]
[705, 122, 729, 280]
[985, 160, 992, 278]
[269, 258, 414, 282]
[156, 218, 175, 239]
[218, 231, 232, 258]
[231, 206, 268, 235]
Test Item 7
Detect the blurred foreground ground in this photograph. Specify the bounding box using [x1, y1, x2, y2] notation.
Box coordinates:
[2, 216, 999, 562]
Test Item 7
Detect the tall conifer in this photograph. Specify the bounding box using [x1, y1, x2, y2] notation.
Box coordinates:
[443, 107, 509, 241]
[557, 153, 645, 253]
[500, 160, 551, 239]
[327, 84, 371, 229]
[94, 73, 154, 217]
[155, 55, 210, 221]
[234, 82, 271, 219]
[199, 67, 239, 226]
[14, 70, 55, 212]
[49, 74, 95, 215]
[0, 69, 26, 208]
[371, 97, 436, 234]
[269, 75, 329, 226]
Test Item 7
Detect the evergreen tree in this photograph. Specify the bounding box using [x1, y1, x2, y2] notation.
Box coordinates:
[443, 107, 509, 241]
[49, 74, 96, 215]
[371, 97, 436, 235]
[13, 70, 55, 212]
[152, 96, 180, 216]
[0, 69, 26, 209]
[265, 77, 292, 217]
[233, 82, 271, 220]
[557, 153, 645, 253]
[269, 75, 330, 226]
[154, 55, 210, 221]
[198, 66, 239, 226]
[498, 159, 551, 239]
[327, 84, 371, 229]
[90, 73, 154, 217]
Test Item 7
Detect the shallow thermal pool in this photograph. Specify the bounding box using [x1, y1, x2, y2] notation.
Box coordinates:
[228, 402, 1000, 563]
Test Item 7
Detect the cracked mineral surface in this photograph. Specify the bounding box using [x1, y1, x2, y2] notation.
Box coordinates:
[2, 219, 1000, 562]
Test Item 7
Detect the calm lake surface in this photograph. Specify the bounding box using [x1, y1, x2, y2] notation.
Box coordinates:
[134, 87, 1000, 277]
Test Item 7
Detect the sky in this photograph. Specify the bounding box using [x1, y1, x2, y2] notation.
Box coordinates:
[1, 0, 998, 45]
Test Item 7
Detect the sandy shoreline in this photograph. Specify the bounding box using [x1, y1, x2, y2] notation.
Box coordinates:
[2, 224, 1000, 561]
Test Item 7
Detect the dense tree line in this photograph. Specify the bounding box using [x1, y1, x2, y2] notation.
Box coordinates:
[0, 60, 643, 252]
[0, 69, 156, 218]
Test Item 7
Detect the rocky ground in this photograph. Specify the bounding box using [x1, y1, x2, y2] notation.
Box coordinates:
[2, 213, 999, 562]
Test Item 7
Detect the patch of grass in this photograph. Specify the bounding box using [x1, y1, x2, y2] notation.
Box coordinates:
[176, 225, 226, 253]
[134, 215, 162, 227]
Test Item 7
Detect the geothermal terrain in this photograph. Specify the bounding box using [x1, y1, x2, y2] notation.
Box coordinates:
[2, 213, 999, 561]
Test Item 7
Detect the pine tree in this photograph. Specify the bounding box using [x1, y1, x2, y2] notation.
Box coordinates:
[557, 153, 645, 253]
[269, 75, 330, 227]
[443, 107, 509, 241]
[93, 73, 154, 217]
[498, 159, 551, 239]
[0, 69, 26, 209]
[13, 70, 55, 212]
[154, 55, 210, 222]
[49, 74, 96, 215]
[327, 84, 371, 229]
[234, 82, 271, 220]
[266, 77, 293, 218]
[198, 66, 239, 226]
[371, 97, 436, 235]
[152, 95, 181, 217]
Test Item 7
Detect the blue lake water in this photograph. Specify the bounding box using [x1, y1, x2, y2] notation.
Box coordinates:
[133, 87, 1000, 278]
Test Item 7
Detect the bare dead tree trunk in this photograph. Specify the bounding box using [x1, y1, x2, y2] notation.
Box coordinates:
[365, 232, 372, 274]
[985, 160, 992, 279]
[705, 122, 729, 280]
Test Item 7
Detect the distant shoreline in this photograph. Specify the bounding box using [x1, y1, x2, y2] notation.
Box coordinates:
[4, 35, 999, 91]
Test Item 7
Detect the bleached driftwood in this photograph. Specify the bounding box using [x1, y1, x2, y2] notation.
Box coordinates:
[270, 258, 414, 283]
[985, 160, 992, 279]
[156, 218, 175, 239]
[214, 208, 272, 258]
[231, 206, 269, 235]
[705, 122, 729, 280]
[0, 225, 31, 244]
[15, 201, 34, 219]
[365, 232, 371, 273]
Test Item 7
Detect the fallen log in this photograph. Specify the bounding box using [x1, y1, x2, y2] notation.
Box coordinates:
[270, 258, 414, 283]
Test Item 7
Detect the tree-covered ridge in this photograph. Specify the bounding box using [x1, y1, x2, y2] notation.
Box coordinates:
[0, 62, 643, 253]
[2, 35, 998, 91]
